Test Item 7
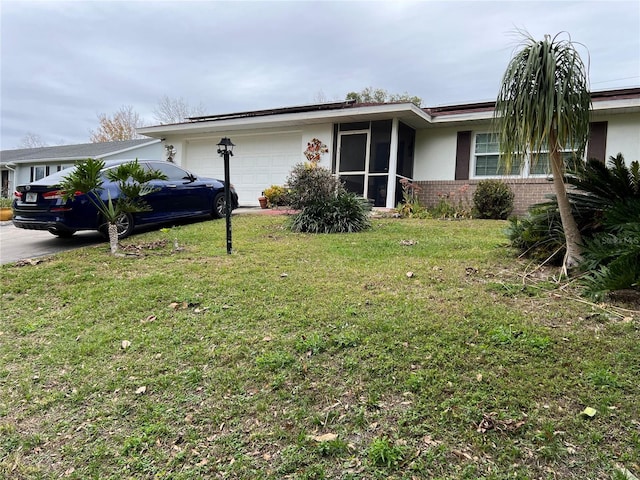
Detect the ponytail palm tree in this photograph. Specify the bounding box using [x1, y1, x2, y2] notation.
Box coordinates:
[495, 31, 591, 273]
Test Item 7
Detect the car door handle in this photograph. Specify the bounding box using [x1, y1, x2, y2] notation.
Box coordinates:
[166, 184, 177, 188]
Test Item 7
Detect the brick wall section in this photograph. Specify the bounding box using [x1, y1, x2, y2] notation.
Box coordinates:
[414, 179, 556, 216]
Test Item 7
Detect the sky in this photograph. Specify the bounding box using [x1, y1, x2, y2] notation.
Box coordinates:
[1, 0, 639, 149]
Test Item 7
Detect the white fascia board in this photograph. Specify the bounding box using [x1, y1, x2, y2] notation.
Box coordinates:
[591, 97, 640, 114]
[430, 110, 494, 125]
[138, 103, 433, 138]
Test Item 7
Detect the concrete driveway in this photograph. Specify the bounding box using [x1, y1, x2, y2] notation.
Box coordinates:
[0, 221, 105, 265]
[0, 208, 278, 265]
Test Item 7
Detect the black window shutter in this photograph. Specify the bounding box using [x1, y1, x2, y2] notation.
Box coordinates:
[455, 131, 472, 180]
[587, 122, 607, 163]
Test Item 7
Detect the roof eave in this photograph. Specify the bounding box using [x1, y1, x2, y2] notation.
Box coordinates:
[138, 103, 433, 138]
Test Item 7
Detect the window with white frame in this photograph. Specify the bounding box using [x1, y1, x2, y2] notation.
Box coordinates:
[473, 133, 521, 177]
[30, 165, 49, 182]
[473, 133, 579, 178]
[29, 164, 71, 182]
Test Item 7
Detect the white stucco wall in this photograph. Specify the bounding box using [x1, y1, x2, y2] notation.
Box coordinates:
[605, 113, 640, 163]
[301, 125, 334, 169]
[413, 126, 460, 181]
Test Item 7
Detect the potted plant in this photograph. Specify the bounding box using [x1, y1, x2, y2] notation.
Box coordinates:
[258, 191, 268, 209]
[0, 197, 12, 221]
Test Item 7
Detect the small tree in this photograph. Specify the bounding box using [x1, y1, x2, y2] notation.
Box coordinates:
[495, 31, 591, 273]
[153, 95, 206, 124]
[18, 132, 48, 149]
[346, 87, 422, 106]
[59, 158, 166, 254]
[89, 105, 144, 142]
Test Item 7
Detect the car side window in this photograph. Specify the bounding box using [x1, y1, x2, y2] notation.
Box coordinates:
[146, 163, 192, 182]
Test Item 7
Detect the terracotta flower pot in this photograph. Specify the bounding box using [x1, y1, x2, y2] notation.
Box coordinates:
[258, 196, 268, 209]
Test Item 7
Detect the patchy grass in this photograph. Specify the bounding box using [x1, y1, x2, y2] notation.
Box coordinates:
[1, 215, 638, 479]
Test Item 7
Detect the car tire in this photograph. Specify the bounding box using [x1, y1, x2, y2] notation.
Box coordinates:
[99, 213, 135, 240]
[212, 192, 226, 219]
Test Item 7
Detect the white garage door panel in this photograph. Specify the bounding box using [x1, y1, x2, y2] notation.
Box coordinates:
[185, 133, 302, 206]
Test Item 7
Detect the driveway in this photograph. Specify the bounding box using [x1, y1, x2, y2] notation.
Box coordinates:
[0, 208, 286, 265]
[0, 221, 104, 265]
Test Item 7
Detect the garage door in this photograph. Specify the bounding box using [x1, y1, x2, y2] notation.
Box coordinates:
[184, 133, 302, 206]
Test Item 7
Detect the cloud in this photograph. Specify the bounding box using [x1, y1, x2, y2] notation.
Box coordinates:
[1, 0, 638, 148]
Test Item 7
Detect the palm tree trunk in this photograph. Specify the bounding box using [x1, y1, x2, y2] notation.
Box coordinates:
[549, 131, 582, 273]
[108, 223, 119, 255]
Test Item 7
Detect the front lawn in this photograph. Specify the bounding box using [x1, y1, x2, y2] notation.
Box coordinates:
[1, 215, 638, 479]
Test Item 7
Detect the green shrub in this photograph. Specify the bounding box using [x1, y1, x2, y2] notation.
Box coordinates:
[288, 192, 371, 234]
[508, 153, 640, 298]
[263, 185, 289, 207]
[285, 162, 371, 234]
[581, 201, 640, 299]
[506, 202, 566, 264]
[473, 180, 514, 219]
[0, 197, 13, 208]
[286, 163, 343, 210]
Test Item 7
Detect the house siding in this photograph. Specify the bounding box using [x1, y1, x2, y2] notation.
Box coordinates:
[603, 113, 640, 162]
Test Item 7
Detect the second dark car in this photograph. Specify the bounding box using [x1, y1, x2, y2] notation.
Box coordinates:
[12, 160, 239, 239]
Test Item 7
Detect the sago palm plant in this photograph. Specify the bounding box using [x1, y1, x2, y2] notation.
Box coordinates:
[60, 158, 166, 254]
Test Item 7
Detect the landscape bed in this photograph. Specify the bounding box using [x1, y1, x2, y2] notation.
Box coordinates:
[1, 215, 638, 479]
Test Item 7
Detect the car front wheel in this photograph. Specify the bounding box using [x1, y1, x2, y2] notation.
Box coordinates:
[212, 192, 226, 219]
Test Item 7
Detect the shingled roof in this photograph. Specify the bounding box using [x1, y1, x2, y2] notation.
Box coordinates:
[0, 139, 159, 164]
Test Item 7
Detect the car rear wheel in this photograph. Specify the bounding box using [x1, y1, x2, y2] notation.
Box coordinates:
[212, 192, 226, 219]
[99, 213, 135, 240]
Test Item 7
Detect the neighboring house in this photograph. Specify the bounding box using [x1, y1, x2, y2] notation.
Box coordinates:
[138, 87, 640, 215]
[0, 139, 163, 198]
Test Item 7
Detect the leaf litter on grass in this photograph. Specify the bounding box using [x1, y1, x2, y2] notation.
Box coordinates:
[0, 215, 638, 479]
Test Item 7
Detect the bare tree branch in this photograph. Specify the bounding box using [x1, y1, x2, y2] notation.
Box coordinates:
[18, 132, 48, 148]
[153, 96, 206, 124]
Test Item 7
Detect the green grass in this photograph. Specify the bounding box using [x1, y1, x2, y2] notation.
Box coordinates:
[1, 215, 638, 479]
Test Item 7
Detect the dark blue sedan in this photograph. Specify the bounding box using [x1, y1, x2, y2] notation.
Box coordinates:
[12, 160, 239, 239]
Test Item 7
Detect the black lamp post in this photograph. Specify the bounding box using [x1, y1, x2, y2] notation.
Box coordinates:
[217, 137, 235, 254]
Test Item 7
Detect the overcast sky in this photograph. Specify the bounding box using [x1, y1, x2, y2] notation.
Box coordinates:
[1, 0, 639, 149]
